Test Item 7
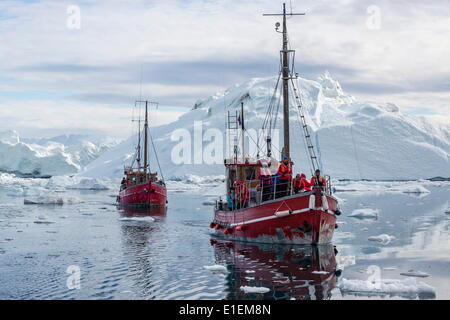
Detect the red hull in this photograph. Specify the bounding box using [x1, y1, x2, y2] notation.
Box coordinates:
[118, 181, 167, 208]
[212, 192, 338, 245]
[211, 240, 339, 300]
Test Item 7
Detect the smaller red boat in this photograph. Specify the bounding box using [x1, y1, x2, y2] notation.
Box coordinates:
[117, 100, 167, 208]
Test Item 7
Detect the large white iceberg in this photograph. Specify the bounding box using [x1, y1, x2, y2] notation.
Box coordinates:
[0, 131, 119, 177]
[78, 73, 450, 180]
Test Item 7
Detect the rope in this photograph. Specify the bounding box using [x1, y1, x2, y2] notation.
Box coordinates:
[149, 130, 165, 182]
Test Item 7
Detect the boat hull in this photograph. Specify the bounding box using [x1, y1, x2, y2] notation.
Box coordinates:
[212, 192, 338, 245]
[118, 182, 167, 208]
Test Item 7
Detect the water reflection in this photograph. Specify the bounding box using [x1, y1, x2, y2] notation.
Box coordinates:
[119, 206, 167, 218]
[211, 240, 341, 300]
[118, 206, 167, 299]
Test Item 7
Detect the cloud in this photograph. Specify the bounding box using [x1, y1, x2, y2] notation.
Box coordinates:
[0, 0, 449, 138]
[0, 97, 184, 138]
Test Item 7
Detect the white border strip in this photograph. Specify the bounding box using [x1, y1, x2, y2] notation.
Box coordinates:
[230, 208, 334, 227]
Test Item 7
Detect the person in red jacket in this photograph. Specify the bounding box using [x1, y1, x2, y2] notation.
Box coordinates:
[308, 169, 329, 212]
[310, 169, 327, 188]
[292, 174, 302, 193]
[276, 156, 292, 198]
[300, 173, 312, 192]
[234, 181, 249, 209]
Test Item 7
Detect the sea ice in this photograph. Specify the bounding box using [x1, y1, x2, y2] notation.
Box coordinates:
[338, 277, 435, 296]
[348, 208, 379, 219]
[400, 270, 430, 278]
[368, 234, 395, 245]
[203, 265, 227, 273]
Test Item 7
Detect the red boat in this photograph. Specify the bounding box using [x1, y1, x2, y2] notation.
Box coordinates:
[210, 4, 340, 245]
[211, 240, 341, 300]
[117, 100, 167, 208]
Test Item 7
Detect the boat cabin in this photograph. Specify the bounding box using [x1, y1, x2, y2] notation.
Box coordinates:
[224, 159, 261, 191]
[121, 166, 159, 190]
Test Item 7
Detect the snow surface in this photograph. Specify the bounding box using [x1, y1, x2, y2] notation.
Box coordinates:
[0, 131, 119, 177]
[339, 278, 435, 296]
[79, 73, 450, 180]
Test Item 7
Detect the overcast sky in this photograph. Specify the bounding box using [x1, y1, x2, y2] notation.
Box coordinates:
[1, 0, 449, 138]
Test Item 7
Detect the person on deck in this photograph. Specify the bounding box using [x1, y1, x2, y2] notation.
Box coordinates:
[276, 156, 292, 198]
[300, 173, 312, 192]
[259, 162, 273, 202]
[234, 181, 249, 209]
[310, 169, 327, 188]
[292, 174, 302, 194]
[309, 169, 329, 212]
[227, 186, 236, 210]
[120, 177, 127, 190]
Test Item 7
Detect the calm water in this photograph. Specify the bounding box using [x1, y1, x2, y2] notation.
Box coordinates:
[0, 183, 449, 300]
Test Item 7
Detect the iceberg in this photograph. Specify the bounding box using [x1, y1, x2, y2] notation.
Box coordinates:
[339, 277, 436, 299]
[78, 73, 450, 181]
[0, 131, 119, 177]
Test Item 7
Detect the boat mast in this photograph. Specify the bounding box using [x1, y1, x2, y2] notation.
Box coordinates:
[240, 102, 245, 162]
[264, 3, 305, 159]
[135, 101, 142, 171]
[143, 101, 149, 175]
[281, 3, 290, 159]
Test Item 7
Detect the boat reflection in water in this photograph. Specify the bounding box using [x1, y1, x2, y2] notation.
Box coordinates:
[211, 239, 342, 300]
[117, 206, 167, 299]
[119, 206, 167, 218]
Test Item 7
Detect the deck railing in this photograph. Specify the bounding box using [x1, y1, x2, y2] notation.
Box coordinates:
[215, 176, 333, 211]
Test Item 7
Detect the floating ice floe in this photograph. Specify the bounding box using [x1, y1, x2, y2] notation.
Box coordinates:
[118, 216, 155, 223]
[33, 215, 56, 224]
[46, 176, 114, 190]
[348, 208, 379, 219]
[400, 270, 430, 278]
[334, 181, 431, 195]
[401, 185, 431, 194]
[338, 278, 435, 298]
[368, 234, 395, 245]
[24, 192, 82, 205]
[240, 286, 270, 294]
[203, 265, 227, 273]
[202, 198, 217, 206]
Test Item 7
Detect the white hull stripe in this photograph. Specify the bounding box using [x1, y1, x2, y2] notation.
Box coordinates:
[228, 208, 334, 227]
